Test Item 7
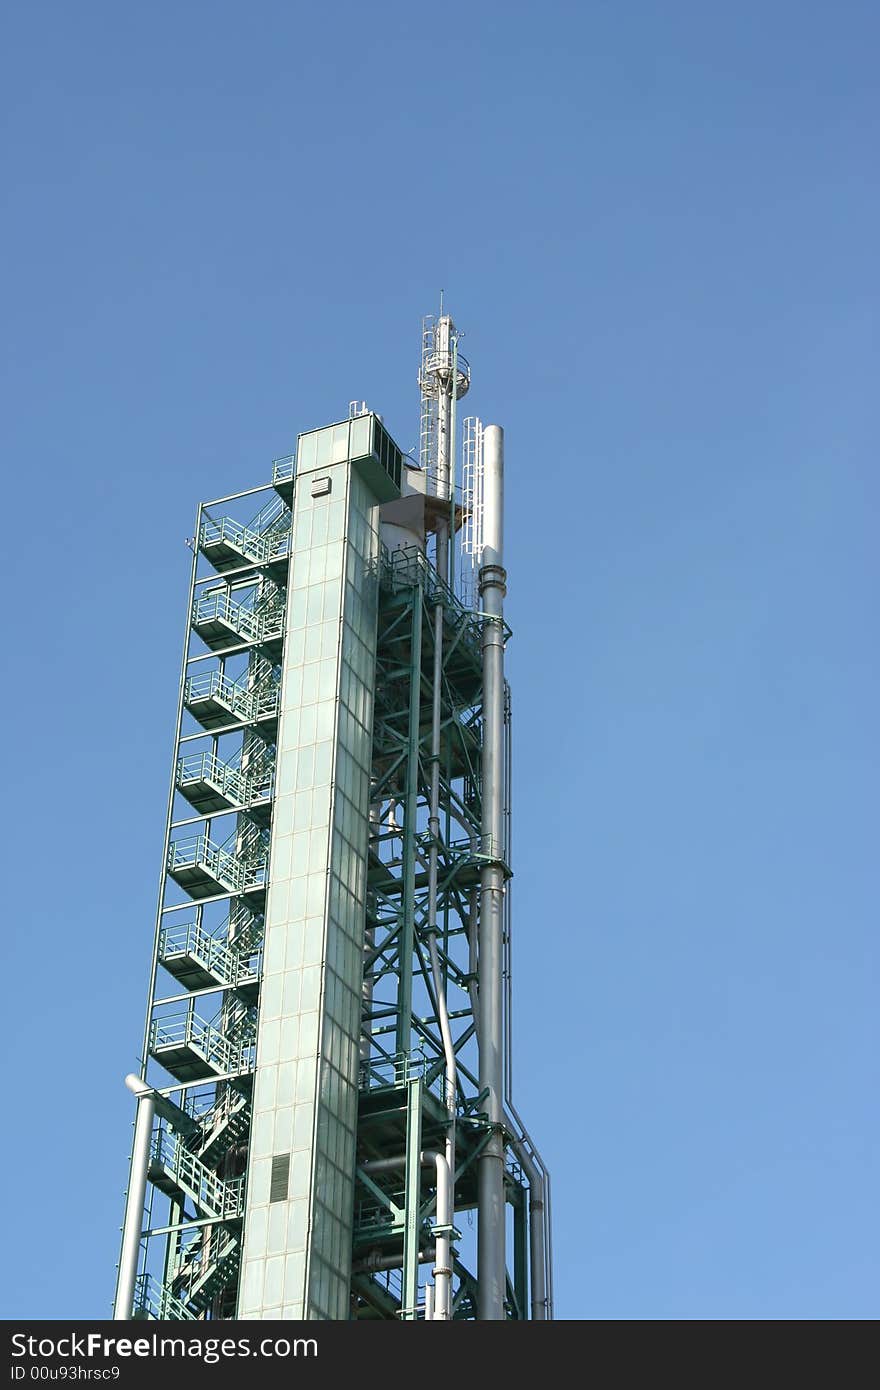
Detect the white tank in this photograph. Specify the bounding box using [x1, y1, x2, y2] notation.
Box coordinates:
[380, 461, 427, 557]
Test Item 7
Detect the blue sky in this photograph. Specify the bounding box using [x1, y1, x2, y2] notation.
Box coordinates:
[1, 1, 876, 1319]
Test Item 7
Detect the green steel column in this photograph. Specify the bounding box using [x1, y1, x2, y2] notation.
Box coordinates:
[401, 1073, 423, 1320]
[396, 583, 422, 1056]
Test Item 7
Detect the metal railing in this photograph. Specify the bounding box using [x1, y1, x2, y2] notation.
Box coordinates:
[381, 545, 481, 632]
[249, 490, 288, 536]
[445, 832, 508, 867]
[200, 515, 268, 564]
[192, 590, 284, 646]
[200, 495, 291, 566]
[158, 918, 262, 988]
[193, 1087, 250, 1160]
[184, 668, 281, 725]
[149, 1005, 256, 1077]
[134, 1272, 195, 1321]
[272, 454, 295, 487]
[358, 1051, 443, 1101]
[166, 832, 268, 895]
[151, 1127, 244, 1221]
[176, 750, 246, 805]
[175, 749, 274, 808]
[173, 1230, 240, 1311]
[379, 542, 512, 641]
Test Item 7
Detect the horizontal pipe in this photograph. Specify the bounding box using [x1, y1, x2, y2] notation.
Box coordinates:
[352, 1248, 436, 1275]
[361, 1150, 439, 1175]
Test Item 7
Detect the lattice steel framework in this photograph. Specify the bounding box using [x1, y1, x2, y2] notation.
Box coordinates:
[115, 382, 551, 1324]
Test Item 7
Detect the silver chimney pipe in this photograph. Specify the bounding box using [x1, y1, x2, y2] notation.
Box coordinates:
[477, 424, 507, 1319]
[113, 1074, 156, 1319]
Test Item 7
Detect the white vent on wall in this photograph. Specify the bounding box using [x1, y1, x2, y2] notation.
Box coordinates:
[269, 1152, 290, 1203]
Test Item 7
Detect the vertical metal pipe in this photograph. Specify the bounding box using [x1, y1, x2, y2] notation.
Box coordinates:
[503, 681, 513, 1100]
[527, 1169, 548, 1320]
[397, 585, 422, 1055]
[423, 334, 459, 1318]
[436, 389, 452, 526]
[401, 1074, 423, 1320]
[426, 931, 456, 1316]
[477, 424, 507, 1320]
[113, 1075, 155, 1320]
[515, 1142, 548, 1320]
[429, 1151, 453, 1319]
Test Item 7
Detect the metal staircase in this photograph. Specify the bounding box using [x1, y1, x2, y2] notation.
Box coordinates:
[149, 1002, 256, 1082]
[184, 661, 281, 734]
[172, 1230, 241, 1316]
[191, 582, 285, 653]
[166, 822, 268, 900]
[175, 748, 274, 818]
[158, 918, 261, 996]
[198, 494, 290, 574]
[190, 1087, 251, 1168]
[149, 1128, 244, 1221]
[134, 1273, 198, 1321]
[128, 467, 292, 1321]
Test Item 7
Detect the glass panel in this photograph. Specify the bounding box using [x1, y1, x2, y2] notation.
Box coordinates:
[315, 427, 331, 468]
[331, 422, 349, 463]
[349, 415, 370, 459]
[298, 432, 317, 471]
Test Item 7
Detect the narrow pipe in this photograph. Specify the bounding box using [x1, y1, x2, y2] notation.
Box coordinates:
[358, 1148, 452, 1319]
[507, 1131, 547, 1320]
[503, 681, 513, 1098]
[435, 383, 452, 512]
[397, 586, 422, 1054]
[427, 927, 457, 1116]
[424, 1283, 435, 1321]
[505, 1098, 554, 1319]
[466, 810, 481, 1022]
[477, 424, 507, 1320]
[424, 351, 457, 1320]
[113, 1075, 156, 1320]
[429, 1150, 453, 1320]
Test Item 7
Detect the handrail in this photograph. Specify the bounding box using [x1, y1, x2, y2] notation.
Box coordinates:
[174, 1230, 239, 1307]
[200, 515, 269, 563]
[176, 750, 246, 805]
[150, 1006, 256, 1077]
[134, 1272, 195, 1321]
[175, 749, 274, 807]
[199, 502, 291, 566]
[158, 918, 262, 986]
[167, 832, 268, 893]
[272, 454, 295, 485]
[151, 1127, 244, 1220]
[192, 590, 280, 645]
[357, 1051, 442, 1099]
[184, 667, 281, 724]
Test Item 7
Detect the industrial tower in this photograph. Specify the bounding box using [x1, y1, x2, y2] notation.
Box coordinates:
[114, 313, 552, 1321]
